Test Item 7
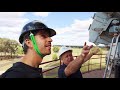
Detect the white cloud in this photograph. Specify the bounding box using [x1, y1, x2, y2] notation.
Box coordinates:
[0, 18, 29, 27]
[0, 32, 20, 42]
[55, 18, 93, 34]
[0, 12, 29, 43]
[52, 18, 94, 46]
[33, 12, 51, 17]
[0, 12, 26, 18]
[0, 12, 50, 43]
[0, 12, 94, 46]
[71, 18, 93, 30]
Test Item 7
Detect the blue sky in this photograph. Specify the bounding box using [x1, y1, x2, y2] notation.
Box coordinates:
[0, 12, 96, 46]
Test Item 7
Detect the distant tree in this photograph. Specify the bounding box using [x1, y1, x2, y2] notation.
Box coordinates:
[53, 46, 60, 53]
[17, 46, 24, 54]
[0, 37, 22, 58]
[9, 40, 19, 57]
[52, 53, 58, 60]
[0, 38, 4, 56]
[2, 38, 10, 56]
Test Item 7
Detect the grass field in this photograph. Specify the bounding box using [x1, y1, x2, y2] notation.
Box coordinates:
[42, 47, 108, 78]
[0, 47, 108, 78]
[42, 53, 107, 78]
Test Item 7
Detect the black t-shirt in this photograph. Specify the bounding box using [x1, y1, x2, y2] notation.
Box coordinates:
[58, 63, 83, 78]
[0, 62, 43, 78]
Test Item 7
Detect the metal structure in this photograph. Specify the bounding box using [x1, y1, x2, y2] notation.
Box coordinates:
[88, 12, 120, 78]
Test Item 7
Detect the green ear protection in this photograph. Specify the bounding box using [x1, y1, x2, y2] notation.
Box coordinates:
[29, 32, 45, 58]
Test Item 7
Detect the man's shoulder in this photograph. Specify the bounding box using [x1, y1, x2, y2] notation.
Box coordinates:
[0, 66, 26, 78]
[0, 62, 43, 78]
[0, 62, 30, 78]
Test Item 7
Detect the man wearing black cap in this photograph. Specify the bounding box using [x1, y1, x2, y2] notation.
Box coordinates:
[0, 20, 56, 78]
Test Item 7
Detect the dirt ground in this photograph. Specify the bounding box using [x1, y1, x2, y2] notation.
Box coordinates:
[82, 69, 114, 78]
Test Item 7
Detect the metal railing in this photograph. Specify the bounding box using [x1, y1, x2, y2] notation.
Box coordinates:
[40, 54, 106, 78]
[40, 59, 60, 78]
[0, 54, 106, 78]
[81, 54, 106, 74]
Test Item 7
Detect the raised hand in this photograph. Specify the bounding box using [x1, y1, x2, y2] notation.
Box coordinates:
[81, 42, 93, 57]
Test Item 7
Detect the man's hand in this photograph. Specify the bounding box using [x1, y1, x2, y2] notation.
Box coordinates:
[82, 45, 101, 63]
[81, 42, 93, 57]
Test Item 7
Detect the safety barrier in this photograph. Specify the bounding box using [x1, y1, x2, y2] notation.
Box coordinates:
[0, 54, 106, 78]
[40, 54, 106, 78]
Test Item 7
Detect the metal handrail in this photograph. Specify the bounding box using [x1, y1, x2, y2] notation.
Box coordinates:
[42, 66, 60, 73]
[0, 54, 106, 77]
[40, 59, 59, 65]
[40, 54, 106, 78]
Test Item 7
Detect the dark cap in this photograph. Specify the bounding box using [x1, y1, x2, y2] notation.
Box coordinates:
[19, 20, 56, 44]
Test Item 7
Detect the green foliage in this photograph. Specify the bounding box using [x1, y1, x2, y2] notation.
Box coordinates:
[0, 37, 23, 57]
[16, 46, 24, 54]
[97, 48, 103, 54]
[53, 46, 59, 53]
[52, 53, 58, 60]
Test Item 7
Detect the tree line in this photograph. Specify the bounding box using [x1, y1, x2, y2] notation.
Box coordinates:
[0, 38, 23, 59]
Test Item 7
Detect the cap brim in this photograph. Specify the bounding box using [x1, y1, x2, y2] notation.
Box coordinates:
[19, 33, 25, 44]
[47, 28, 56, 37]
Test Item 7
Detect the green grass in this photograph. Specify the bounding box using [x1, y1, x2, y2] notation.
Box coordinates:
[42, 47, 107, 78]
[81, 63, 106, 73]
[0, 47, 108, 77]
[41, 56, 106, 78]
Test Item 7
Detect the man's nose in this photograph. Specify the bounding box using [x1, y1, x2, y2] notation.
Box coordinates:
[68, 56, 72, 59]
[48, 37, 53, 42]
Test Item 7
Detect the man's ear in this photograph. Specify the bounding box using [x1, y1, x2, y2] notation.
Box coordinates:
[24, 39, 33, 48]
[60, 60, 63, 65]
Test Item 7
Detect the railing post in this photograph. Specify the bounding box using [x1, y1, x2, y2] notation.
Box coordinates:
[88, 60, 90, 72]
[100, 54, 102, 70]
